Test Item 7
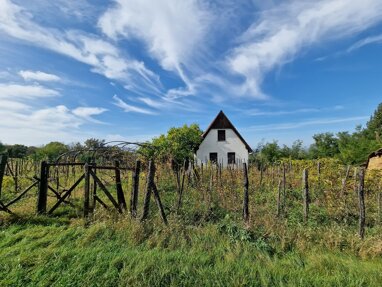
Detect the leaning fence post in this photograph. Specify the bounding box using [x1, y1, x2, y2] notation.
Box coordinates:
[83, 163, 90, 218]
[358, 168, 366, 239]
[302, 168, 309, 223]
[0, 154, 8, 199]
[243, 162, 249, 223]
[37, 161, 49, 214]
[130, 160, 141, 218]
[115, 160, 127, 211]
[141, 160, 155, 222]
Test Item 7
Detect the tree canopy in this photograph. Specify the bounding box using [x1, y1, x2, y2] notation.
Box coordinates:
[139, 124, 203, 164]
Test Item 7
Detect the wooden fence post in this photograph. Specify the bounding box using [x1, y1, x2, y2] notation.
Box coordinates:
[378, 187, 381, 224]
[243, 162, 249, 223]
[83, 163, 90, 218]
[282, 162, 286, 215]
[115, 160, 127, 211]
[152, 182, 168, 225]
[358, 168, 366, 239]
[341, 165, 351, 196]
[353, 167, 358, 195]
[141, 160, 155, 222]
[0, 154, 8, 199]
[37, 161, 49, 214]
[302, 168, 309, 223]
[130, 160, 141, 218]
[277, 179, 282, 217]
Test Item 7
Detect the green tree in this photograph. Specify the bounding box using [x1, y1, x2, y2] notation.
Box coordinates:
[337, 129, 379, 165]
[309, 133, 339, 158]
[37, 142, 69, 161]
[140, 124, 203, 164]
[84, 138, 106, 149]
[365, 102, 382, 142]
[250, 141, 282, 167]
[280, 140, 307, 160]
[7, 144, 28, 158]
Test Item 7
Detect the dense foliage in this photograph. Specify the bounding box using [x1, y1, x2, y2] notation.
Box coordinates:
[251, 102, 382, 165]
[139, 123, 203, 164]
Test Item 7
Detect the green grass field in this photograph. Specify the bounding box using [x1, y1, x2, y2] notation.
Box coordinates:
[1, 214, 382, 287]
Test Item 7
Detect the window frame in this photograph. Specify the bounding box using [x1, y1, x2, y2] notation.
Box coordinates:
[209, 152, 218, 164]
[217, 130, 226, 141]
[227, 152, 235, 164]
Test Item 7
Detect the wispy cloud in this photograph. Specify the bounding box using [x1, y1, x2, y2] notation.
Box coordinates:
[99, 0, 212, 99]
[113, 95, 156, 115]
[72, 107, 108, 123]
[0, 105, 108, 145]
[247, 116, 368, 131]
[19, 70, 60, 82]
[227, 0, 382, 98]
[347, 34, 382, 52]
[0, 0, 161, 96]
[0, 83, 59, 99]
[247, 105, 344, 116]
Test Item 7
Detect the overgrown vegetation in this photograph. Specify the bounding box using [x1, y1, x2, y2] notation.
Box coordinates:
[1, 158, 382, 286]
[251, 102, 382, 166]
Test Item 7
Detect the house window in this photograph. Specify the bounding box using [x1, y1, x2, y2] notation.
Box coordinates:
[228, 152, 235, 164]
[218, 130, 226, 141]
[209, 152, 218, 163]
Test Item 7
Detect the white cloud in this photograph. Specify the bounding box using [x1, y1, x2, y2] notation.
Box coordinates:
[99, 0, 210, 72]
[347, 34, 382, 52]
[138, 97, 167, 109]
[0, 104, 108, 145]
[227, 0, 382, 98]
[19, 70, 60, 82]
[0, 0, 161, 96]
[247, 116, 369, 131]
[72, 107, 108, 123]
[0, 100, 29, 111]
[99, 0, 212, 99]
[113, 95, 156, 115]
[0, 83, 59, 99]
[247, 105, 344, 116]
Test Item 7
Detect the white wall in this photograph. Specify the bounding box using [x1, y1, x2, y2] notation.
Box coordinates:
[195, 129, 249, 167]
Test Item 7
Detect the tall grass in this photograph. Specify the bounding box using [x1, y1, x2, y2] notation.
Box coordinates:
[1, 158, 382, 286]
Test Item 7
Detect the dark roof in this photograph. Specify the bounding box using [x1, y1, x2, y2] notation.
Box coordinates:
[202, 110, 253, 152]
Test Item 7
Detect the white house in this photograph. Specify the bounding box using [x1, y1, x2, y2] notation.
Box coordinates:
[195, 111, 252, 167]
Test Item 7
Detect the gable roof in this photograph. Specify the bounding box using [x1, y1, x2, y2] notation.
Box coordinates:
[202, 110, 253, 152]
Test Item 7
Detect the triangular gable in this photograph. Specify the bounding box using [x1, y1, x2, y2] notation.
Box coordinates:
[202, 110, 253, 152]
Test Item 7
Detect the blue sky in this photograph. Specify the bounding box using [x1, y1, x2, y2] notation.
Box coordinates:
[0, 0, 382, 147]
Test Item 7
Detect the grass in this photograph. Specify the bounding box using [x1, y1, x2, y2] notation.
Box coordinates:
[1, 214, 382, 287]
[1, 160, 382, 286]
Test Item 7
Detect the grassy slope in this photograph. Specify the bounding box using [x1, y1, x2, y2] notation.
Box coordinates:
[1, 216, 382, 287]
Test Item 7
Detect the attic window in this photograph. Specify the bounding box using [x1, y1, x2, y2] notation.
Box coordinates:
[218, 130, 226, 141]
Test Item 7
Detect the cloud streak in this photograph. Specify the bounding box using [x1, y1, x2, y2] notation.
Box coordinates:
[19, 70, 61, 82]
[113, 95, 156, 115]
[347, 34, 382, 52]
[247, 116, 368, 131]
[227, 0, 382, 98]
[0, 0, 161, 96]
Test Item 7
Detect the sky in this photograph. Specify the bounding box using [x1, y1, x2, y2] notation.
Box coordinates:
[0, 0, 382, 148]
